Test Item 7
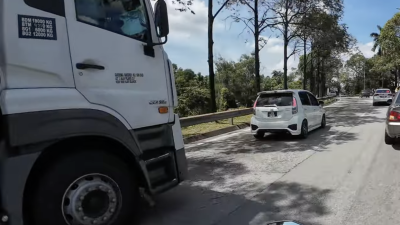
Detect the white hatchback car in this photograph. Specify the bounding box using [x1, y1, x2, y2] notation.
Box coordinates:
[250, 90, 326, 139]
[372, 88, 393, 106]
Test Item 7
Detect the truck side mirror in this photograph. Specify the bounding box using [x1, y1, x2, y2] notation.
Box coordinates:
[154, 0, 169, 38]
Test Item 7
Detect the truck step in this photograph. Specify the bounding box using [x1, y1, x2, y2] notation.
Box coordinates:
[151, 178, 178, 194]
[144, 152, 171, 166]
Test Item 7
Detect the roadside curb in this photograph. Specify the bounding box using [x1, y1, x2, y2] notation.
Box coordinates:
[183, 97, 340, 144]
[183, 123, 249, 144]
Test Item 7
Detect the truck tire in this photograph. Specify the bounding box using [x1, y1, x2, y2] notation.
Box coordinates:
[28, 150, 140, 225]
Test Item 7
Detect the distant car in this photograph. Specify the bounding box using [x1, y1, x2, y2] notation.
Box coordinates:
[327, 91, 337, 97]
[373, 88, 393, 106]
[385, 92, 400, 144]
[251, 89, 326, 139]
[360, 90, 371, 98]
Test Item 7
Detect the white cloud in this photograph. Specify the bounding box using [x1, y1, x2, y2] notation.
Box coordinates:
[340, 42, 376, 62]
[357, 42, 376, 58]
[165, 0, 208, 39]
[154, 0, 224, 45]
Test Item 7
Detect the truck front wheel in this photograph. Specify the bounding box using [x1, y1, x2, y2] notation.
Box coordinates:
[28, 150, 140, 225]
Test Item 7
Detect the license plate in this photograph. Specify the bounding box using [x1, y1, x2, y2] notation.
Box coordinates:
[268, 112, 277, 117]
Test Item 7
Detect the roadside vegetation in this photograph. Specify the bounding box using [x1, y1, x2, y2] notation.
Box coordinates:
[174, 0, 400, 137]
[182, 97, 338, 138]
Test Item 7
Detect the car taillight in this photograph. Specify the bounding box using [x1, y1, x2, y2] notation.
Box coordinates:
[253, 100, 257, 115]
[389, 111, 400, 121]
[292, 97, 298, 114]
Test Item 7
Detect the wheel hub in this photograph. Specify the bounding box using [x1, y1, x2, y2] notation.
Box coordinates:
[62, 174, 121, 225]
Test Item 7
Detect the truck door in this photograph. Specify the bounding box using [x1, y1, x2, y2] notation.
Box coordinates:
[64, 0, 171, 129]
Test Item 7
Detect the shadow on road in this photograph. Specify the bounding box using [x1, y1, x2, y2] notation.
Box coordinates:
[139, 98, 376, 225]
[141, 181, 331, 225]
[325, 100, 385, 127]
[187, 125, 357, 155]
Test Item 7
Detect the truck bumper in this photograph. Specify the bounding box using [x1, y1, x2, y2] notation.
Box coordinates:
[172, 114, 188, 182]
[175, 147, 188, 181]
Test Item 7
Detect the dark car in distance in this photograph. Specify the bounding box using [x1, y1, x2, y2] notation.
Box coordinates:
[360, 90, 371, 98]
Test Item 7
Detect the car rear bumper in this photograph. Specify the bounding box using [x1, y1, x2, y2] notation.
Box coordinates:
[373, 97, 391, 103]
[386, 122, 400, 138]
[250, 116, 301, 135]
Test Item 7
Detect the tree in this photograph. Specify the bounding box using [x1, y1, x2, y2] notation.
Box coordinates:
[346, 53, 367, 92]
[295, 7, 352, 96]
[370, 25, 383, 56]
[173, 65, 211, 116]
[379, 12, 400, 87]
[229, 0, 277, 92]
[215, 54, 257, 107]
[270, 0, 344, 89]
[208, 0, 233, 113]
[269, 0, 310, 89]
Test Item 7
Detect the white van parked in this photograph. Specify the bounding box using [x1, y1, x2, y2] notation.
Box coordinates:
[251, 90, 326, 139]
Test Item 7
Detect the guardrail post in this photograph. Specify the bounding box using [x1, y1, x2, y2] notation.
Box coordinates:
[229, 117, 234, 125]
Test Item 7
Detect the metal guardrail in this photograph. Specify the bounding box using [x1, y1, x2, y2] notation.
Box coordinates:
[179, 95, 337, 127]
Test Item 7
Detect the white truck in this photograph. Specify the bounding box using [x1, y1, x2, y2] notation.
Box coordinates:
[0, 0, 188, 224]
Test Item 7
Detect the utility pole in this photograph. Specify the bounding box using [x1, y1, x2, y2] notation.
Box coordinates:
[363, 61, 366, 90]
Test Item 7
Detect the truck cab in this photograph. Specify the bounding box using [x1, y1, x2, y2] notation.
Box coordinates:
[0, 0, 187, 224]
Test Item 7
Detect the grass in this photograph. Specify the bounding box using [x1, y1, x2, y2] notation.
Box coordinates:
[182, 114, 252, 138]
[323, 98, 337, 106]
[181, 98, 338, 138]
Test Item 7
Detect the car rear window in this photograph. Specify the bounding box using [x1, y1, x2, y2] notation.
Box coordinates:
[376, 89, 391, 93]
[256, 93, 293, 107]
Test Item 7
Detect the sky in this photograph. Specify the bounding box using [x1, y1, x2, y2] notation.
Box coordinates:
[160, 0, 400, 76]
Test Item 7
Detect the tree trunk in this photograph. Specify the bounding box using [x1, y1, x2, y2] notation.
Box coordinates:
[302, 38, 307, 90]
[321, 60, 326, 97]
[310, 51, 315, 94]
[316, 56, 320, 97]
[254, 0, 261, 92]
[208, 0, 217, 112]
[283, 27, 288, 89]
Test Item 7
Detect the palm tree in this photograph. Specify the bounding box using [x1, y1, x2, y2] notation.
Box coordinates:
[370, 25, 383, 56]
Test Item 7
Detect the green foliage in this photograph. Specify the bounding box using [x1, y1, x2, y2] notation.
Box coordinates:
[173, 65, 210, 117]
[367, 12, 400, 91]
[173, 54, 303, 117]
[380, 12, 400, 62]
[346, 53, 366, 76]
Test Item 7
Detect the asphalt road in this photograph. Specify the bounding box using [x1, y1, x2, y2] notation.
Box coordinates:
[141, 97, 399, 225]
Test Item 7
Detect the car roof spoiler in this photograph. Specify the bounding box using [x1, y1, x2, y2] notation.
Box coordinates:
[257, 90, 294, 96]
